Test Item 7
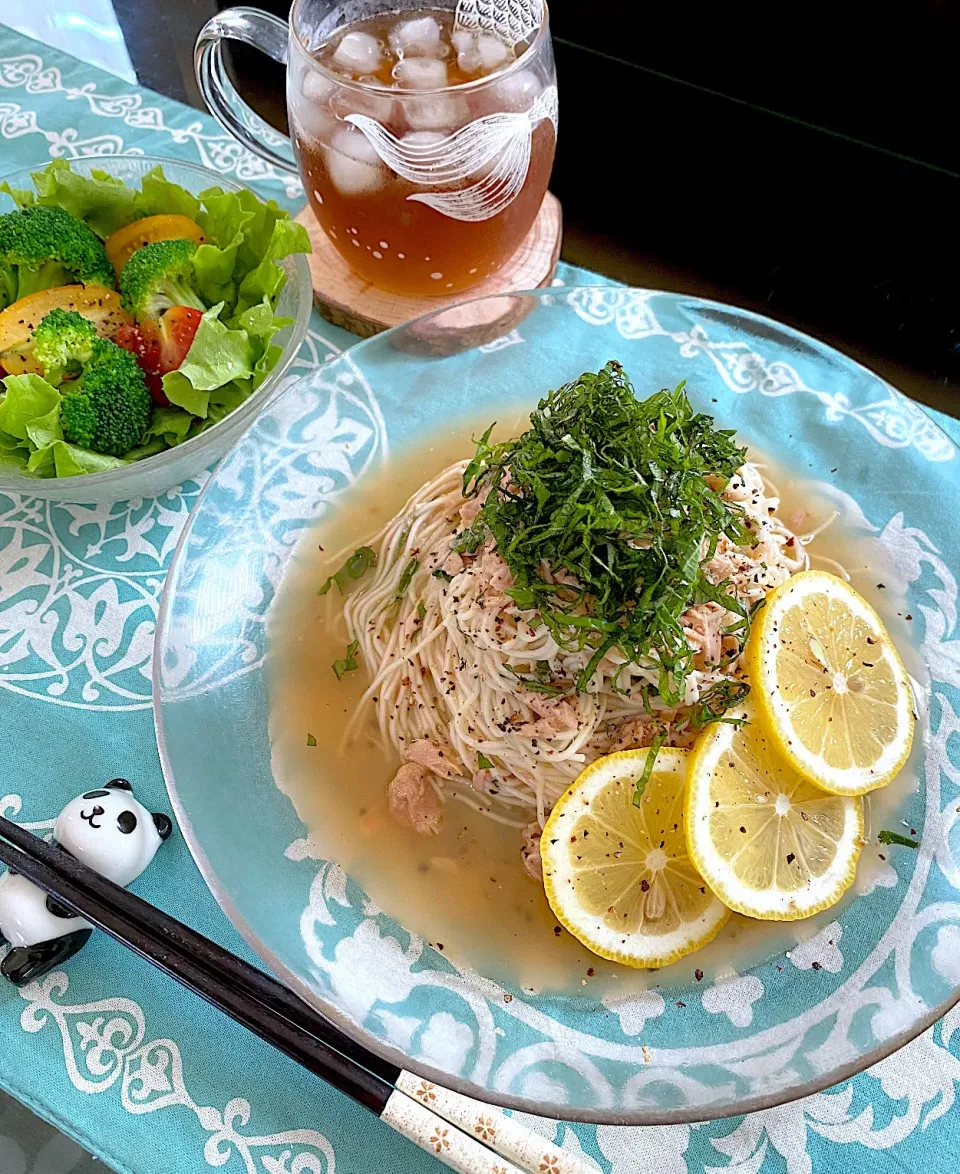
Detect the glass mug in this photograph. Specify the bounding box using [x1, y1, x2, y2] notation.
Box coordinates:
[196, 0, 557, 297]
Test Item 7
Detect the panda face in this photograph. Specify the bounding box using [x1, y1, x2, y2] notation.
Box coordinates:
[54, 782, 165, 888]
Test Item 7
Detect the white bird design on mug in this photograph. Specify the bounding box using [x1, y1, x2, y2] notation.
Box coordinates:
[345, 84, 558, 223]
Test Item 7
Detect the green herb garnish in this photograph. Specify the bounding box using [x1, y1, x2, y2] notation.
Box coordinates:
[332, 639, 359, 680]
[454, 528, 484, 554]
[395, 558, 419, 602]
[462, 361, 754, 709]
[432, 568, 453, 583]
[689, 680, 751, 730]
[878, 830, 919, 849]
[477, 752, 494, 770]
[306, 733, 317, 747]
[416, 600, 427, 623]
[504, 664, 569, 696]
[318, 546, 376, 596]
[518, 679, 568, 696]
[632, 733, 666, 807]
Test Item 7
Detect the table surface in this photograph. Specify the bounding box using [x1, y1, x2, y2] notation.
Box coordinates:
[2, 3, 960, 1172]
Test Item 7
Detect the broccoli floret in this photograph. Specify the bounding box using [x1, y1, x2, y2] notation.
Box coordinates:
[32, 308, 99, 384]
[119, 238, 206, 322]
[58, 333, 152, 458]
[0, 205, 114, 310]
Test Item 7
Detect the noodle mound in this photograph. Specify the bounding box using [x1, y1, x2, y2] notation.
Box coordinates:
[343, 459, 806, 856]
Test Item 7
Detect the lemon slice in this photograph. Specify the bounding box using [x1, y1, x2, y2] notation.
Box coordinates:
[745, 569, 914, 795]
[686, 702, 864, 920]
[540, 749, 730, 967]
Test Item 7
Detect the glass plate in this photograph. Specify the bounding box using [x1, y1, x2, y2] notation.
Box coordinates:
[155, 286, 960, 1123]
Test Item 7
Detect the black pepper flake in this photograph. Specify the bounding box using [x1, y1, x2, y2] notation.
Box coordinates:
[640, 879, 650, 892]
[676, 1000, 686, 1008]
[786, 853, 795, 864]
[694, 968, 704, 982]
[811, 961, 822, 971]
[554, 925, 562, 936]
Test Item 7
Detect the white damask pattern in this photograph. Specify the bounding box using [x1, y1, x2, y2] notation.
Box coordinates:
[0, 488, 201, 710]
[16, 971, 336, 1174]
[565, 288, 955, 462]
[160, 353, 386, 700]
[499, 1005, 960, 1173]
[0, 54, 301, 197]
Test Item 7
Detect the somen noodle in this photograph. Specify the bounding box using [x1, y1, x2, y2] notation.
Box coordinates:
[331, 363, 813, 876]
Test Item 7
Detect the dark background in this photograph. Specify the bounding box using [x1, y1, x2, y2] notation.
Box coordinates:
[114, 0, 960, 415]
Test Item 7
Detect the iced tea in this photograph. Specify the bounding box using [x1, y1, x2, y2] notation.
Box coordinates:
[287, 7, 557, 297]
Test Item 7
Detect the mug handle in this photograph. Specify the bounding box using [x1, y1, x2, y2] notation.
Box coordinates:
[195, 7, 299, 175]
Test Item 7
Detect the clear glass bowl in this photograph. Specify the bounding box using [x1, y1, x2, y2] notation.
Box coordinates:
[0, 156, 312, 503]
[156, 286, 960, 1123]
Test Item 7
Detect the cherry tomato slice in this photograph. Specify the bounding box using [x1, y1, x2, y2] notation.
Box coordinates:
[114, 322, 160, 371]
[113, 308, 203, 405]
[113, 322, 167, 404]
[157, 306, 203, 375]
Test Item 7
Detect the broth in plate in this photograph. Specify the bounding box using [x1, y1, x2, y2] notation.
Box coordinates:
[266, 411, 925, 997]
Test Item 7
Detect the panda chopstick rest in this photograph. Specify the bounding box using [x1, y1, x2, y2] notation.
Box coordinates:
[0, 779, 172, 986]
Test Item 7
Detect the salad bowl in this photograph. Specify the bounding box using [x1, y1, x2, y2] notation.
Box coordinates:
[156, 286, 960, 1123]
[0, 156, 312, 503]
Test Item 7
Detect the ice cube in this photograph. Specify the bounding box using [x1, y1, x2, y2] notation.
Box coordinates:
[389, 15, 443, 55]
[404, 94, 469, 131]
[295, 101, 338, 144]
[492, 68, 542, 112]
[339, 79, 394, 123]
[475, 34, 513, 74]
[453, 30, 512, 76]
[293, 69, 338, 141]
[323, 124, 386, 195]
[301, 68, 336, 105]
[393, 56, 448, 90]
[333, 30, 383, 75]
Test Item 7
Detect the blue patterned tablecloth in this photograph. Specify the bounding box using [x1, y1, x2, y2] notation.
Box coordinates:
[1, 22, 959, 1174]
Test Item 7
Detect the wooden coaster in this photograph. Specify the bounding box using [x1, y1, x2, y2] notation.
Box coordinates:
[294, 192, 562, 353]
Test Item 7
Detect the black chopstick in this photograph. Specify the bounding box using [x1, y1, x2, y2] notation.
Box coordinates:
[0, 815, 397, 1077]
[0, 822, 396, 1113]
